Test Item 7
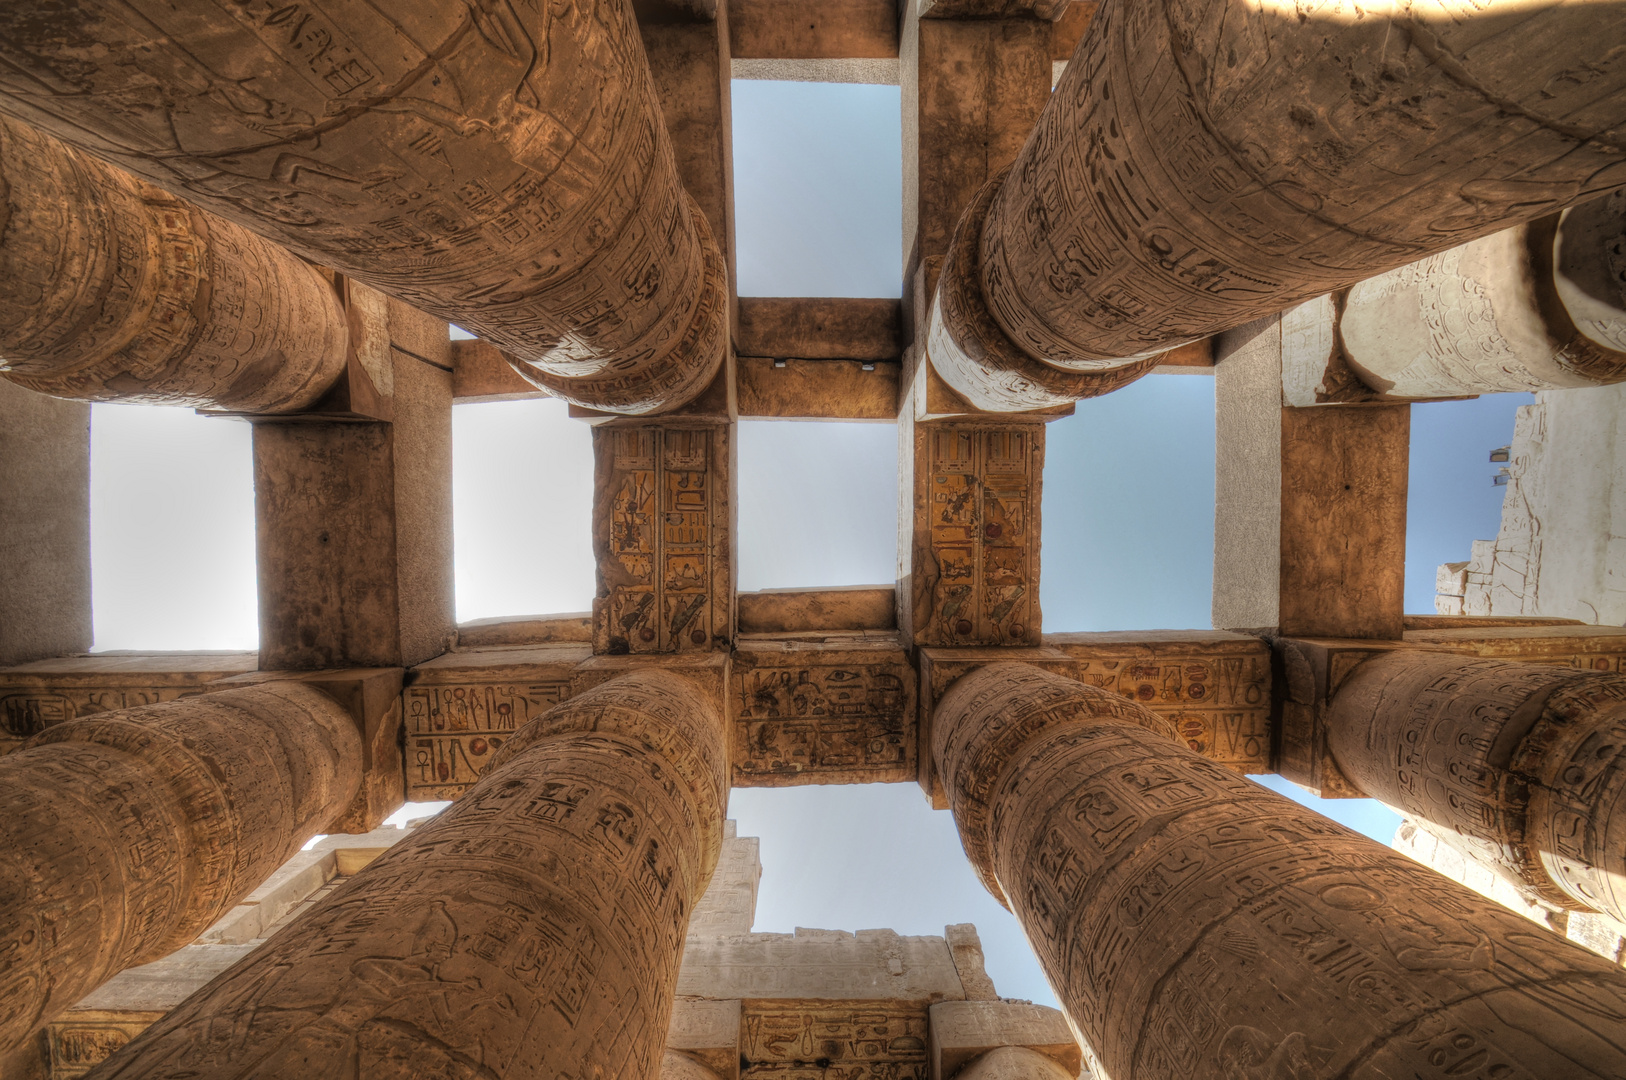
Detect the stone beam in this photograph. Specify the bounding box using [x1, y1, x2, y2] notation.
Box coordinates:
[729, 0, 899, 59]
[922, 0, 1626, 411]
[736, 587, 897, 634]
[255, 288, 454, 671]
[0, 380, 88, 668]
[0, 2, 727, 416]
[1213, 315, 1408, 639]
[927, 1001, 1079, 1080]
[736, 358, 900, 420]
[738, 299, 903, 362]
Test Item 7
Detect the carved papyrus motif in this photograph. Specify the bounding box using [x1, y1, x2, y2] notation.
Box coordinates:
[740, 1003, 930, 1080]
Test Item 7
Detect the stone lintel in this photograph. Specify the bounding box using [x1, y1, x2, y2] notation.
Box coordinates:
[927, 1001, 1080, 1080]
[592, 421, 735, 654]
[737, 587, 897, 633]
[737, 298, 903, 361]
[573, 652, 732, 707]
[732, 632, 916, 786]
[668, 1000, 742, 1080]
[677, 929, 965, 1002]
[728, 0, 898, 59]
[0, 652, 259, 755]
[1399, 624, 1626, 672]
[449, 339, 541, 402]
[1402, 614, 1587, 631]
[918, 633, 1273, 805]
[737, 357, 901, 420]
[943, 924, 998, 1001]
[1148, 338, 1215, 375]
[453, 613, 594, 648]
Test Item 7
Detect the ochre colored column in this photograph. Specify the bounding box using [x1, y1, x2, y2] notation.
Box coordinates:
[1329, 651, 1626, 923]
[0, 118, 347, 413]
[0, 683, 361, 1056]
[0, 2, 727, 415]
[935, 662, 1626, 1079]
[927, 0, 1626, 410]
[94, 670, 728, 1079]
[955, 1047, 1073, 1080]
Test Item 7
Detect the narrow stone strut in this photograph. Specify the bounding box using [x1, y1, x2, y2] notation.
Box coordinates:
[0, 682, 361, 1057]
[1329, 651, 1626, 923]
[0, 117, 348, 413]
[934, 662, 1626, 1079]
[928, 0, 1626, 409]
[89, 670, 728, 1080]
[0, 0, 728, 415]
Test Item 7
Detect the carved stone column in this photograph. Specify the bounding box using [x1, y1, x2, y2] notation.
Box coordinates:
[955, 1046, 1073, 1080]
[0, 118, 348, 413]
[94, 670, 728, 1080]
[1329, 651, 1626, 924]
[935, 662, 1626, 1079]
[0, 682, 361, 1056]
[927, 0, 1626, 410]
[0, 2, 727, 415]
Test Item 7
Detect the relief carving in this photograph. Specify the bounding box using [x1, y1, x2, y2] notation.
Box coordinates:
[741, 1003, 929, 1080]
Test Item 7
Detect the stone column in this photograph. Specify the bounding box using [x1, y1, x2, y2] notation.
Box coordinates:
[0, 682, 361, 1056]
[935, 662, 1626, 1079]
[1329, 651, 1626, 924]
[955, 1047, 1074, 1080]
[0, 118, 348, 413]
[0, 2, 727, 416]
[93, 670, 728, 1080]
[927, 0, 1626, 410]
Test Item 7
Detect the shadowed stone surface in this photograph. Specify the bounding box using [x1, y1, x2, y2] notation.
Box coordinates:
[935, 662, 1626, 1079]
[0, 682, 361, 1057]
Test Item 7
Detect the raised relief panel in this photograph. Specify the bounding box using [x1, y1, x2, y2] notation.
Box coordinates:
[594, 422, 733, 655]
[907, 424, 1043, 648]
[740, 1002, 931, 1080]
[0, 653, 259, 754]
[47, 1013, 167, 1079]
[732, 634, 917, 786]
[1401, 625, 1626, 673]
[402, 644, 590, 801]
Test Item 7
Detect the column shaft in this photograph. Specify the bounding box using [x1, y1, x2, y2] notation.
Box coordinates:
[935, 662, 1626, 1079]
[91, 670, 728, 1080]
[929, 0, 1626, 408]
[0, 118, 348, 413]
[0, 682, 361, 1056]
[1329, 651, 1626, 922]
[0, 1, 727, 415]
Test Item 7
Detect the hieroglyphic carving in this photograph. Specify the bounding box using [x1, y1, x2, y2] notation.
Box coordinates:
[0, 0, 726, 414]
[594, 423, 731, 655]
[740, 1002, 930, 1080]
[402, 645, 588, 801]
[935, 663, 1626, 1080]
[0, 683, 361, 1057]
[91, 671, 727, 1080]
[1330, 652, 1626, 923]
[1403, 625, 1626, 675]
[908, 425, 1042, 648]
[0, 117, 348, 412]
[46, 1014, 164, 1080]
[732, 635, 915, 786]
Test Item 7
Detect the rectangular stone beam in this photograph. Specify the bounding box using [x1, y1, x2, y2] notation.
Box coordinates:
[737, 358, 900, 420]
[728, 0, 899, 58]
[737, 587, 896, 634]
[254, 288, 455, 670]
[1213, 314, 1409, 640]
[592, 421, 734, 654]
[737, 298, 902, 361]
[0, 381, 89, 668]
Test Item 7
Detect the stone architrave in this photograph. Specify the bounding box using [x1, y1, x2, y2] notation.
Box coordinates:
[0, 1, 727, 416]
[900, 421, 1043, 648]
[401, 643, 590, 802]
[593, 422, 733, 655]
[731, 632, 915, 786]
[1401, 624, 1626, 674]
[935, 662, 1626, 1079]
[0, 683, 362, 1057]
[925, 0, 1626, 410]
[1329, 651, 1626, 924]
[89, 671, 728, 1080]
[0, 118, 348, 413]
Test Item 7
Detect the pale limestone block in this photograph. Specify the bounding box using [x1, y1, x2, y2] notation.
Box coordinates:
[1212, 315, 1282, 633]
[944, 923, 999, 1001]
[688, 831, 761, 937]
[69, 945, 259, 1013]
[953, 1046, 1077, 1080]
[928, 1002, 1079, 1080]
[676, 928, 964, 1003]
[1568, 913, 1626, 965]
[667, 1000, 741, 1080]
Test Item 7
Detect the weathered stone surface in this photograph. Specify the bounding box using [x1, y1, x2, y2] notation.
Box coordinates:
[678, 929, 966, 1004]
[687, 825, 760, 939]
[737, 358, 901, 420]
[92, 671, 727, 1079]
[1331, 651, 1626, 922]
[455, 614, 595, 649]
[450, 339, 542, 403]
[402, 644, 590, 802]
[740, 1001, 932, 1080]
[729, 0, 899, 59]
[0, 380, 88, 670]
[936, 662, 1626, 1080]
[1402, 624, 1626, 672]
[593, 422, 733, 655]
[901, 422, 1043, 648]
[738, 299, 903, 362]
[0, 118, 347, 413]
[927, 1002, 1078, 1080]
[737, 588, 897, 635]
[942, 924, 998, 1003]
[0, 682, 361, 1056]
[732, 632, 915, 786]
[667, 1002, 741, 1080]
[0, 1, 726, 415]
[949, 1046, 1074, 1080]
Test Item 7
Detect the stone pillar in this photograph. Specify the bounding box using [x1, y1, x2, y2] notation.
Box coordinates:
[0, 118, 347, 413]
[1329, 651, 1626, 924]
[0, 2, 727, 415]
[0, 682, 361, 1056]
[955, 1046, 1074, 1080]
[935, 662, 1626, 1079]
[93, 670, 728, 1079]
[926, 0, 1626, 410]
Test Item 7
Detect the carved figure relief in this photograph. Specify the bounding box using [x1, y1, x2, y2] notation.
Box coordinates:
[740, 1003, 929, 1080]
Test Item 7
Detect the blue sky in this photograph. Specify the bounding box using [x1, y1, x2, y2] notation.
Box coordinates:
[83, 79, 1532, 1007]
